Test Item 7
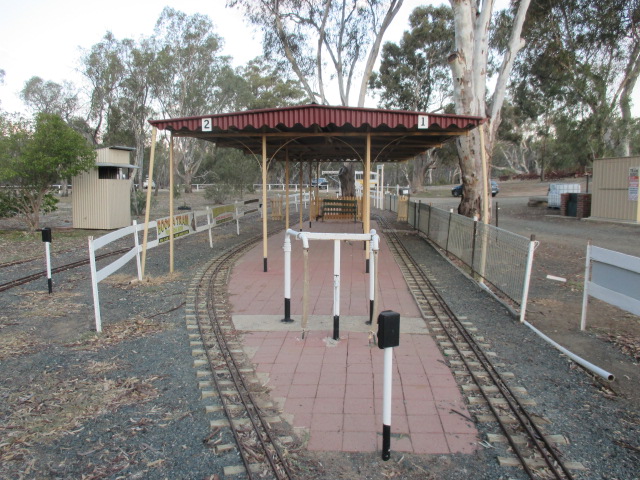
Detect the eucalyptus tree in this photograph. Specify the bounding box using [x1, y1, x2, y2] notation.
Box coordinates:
[370, 5, 454, 192]
[114, 38, 157, 189]
[514, 0, 640, 160]
[81, 32, 126, 145]
[448, 0, 532, 219]
[20, 77, 80, 123]
[235, 57, 308, 110]
[151, 7, 235, 193]
[228, 0, 403, 107]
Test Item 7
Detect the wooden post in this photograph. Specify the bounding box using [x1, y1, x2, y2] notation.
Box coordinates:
[365, 133, 371, 271]
[479, 126, 489, 283]
[285, 149, 290, 231]
[299, 161, 303, 231]
[308, 159, 313, 228]
[262, 135, 268, 272]
[141, 126, 157, 278]
[480, 125, 490, 223]
[169, 135, 174, 273]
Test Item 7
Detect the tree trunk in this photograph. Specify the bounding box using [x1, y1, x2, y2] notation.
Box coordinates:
[338, 163, 356, 197]
[449, 0, 531, 221]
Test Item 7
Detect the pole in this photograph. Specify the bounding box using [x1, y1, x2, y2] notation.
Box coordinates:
[282, 233, 293, 323]
[88, 236, 102, 333]
[285, 150, 290, 231]
[133, 220, 142, 281]
[299, 161, 303, 231]
[382, 347, 393, 461]
[519, 235, 537, 323]
[479, 124, 490, 223]
[41, 227, 52, 293]
[377, 310, 400, 461]
[365, 134, 371, 272]
[333, 239, 341, 340]
[580, 240, 592, 331]
[169, 135, 174, 273]
[262, 135, 268, 272]
[141, 126, 157, 278]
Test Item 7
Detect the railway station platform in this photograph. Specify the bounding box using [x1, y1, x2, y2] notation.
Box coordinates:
[228, 221, 478, 455]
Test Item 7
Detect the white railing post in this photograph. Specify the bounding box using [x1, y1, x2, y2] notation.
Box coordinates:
[580, 241, 592, 331]
[519, 235, 538, 323]
[88, 236, 102, 333]
[133, 220, 142, 281]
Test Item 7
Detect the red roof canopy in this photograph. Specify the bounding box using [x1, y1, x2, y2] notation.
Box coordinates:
[149, 104, 484, 163]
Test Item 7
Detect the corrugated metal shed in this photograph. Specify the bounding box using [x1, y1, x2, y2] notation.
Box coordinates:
[148, 104, 484, 163]
[591, 156, 640, 223]
[72, 146, 137, 230]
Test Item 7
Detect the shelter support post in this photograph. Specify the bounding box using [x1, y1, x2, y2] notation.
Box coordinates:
[480, 125, 490, 223]
[141, 126, 157, 278]
[169, 135, 174, 273]
[285, 150, 290, 231]
[365, 134, 371, 272]
[299, 161, 303, 231]
[262, 135, 268, 272]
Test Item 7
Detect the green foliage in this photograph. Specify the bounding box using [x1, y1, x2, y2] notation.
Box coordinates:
[370, 5, 454, 111]
[0, 190, 18, 217]
[0, 113, 95, 230]
[205, 184, 233, 205]
[235, 57, 308, 109]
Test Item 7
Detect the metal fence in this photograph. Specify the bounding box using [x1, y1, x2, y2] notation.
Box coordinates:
[385, 194, 536, 310]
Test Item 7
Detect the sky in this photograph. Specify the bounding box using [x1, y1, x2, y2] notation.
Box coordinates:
[0, 0, 637, 116]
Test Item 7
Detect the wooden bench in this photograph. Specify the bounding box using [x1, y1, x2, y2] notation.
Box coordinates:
[316, 198, 357, 222]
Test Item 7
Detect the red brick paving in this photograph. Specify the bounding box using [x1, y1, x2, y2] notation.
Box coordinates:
[231, 222, 478, 455]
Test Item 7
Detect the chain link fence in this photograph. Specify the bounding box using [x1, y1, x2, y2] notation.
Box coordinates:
[385, 194, 536, 309]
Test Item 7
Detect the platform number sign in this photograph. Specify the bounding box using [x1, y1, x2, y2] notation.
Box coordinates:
[202, 118, 212, 132]
[417, 115, 429, 129]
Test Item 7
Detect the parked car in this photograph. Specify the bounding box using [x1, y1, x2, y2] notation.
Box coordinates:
[311, 178, 328, 188]
[143, 178, 156, 189]
[452, 180, 499, 197]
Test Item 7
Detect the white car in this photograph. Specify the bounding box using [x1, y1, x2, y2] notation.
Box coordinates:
[143, 178, 156, 189]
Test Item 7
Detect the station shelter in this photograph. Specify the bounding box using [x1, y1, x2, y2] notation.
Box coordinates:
[147, 104, 484, 272]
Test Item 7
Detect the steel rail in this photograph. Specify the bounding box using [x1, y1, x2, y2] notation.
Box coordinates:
[194, 231, 294, 480]
[376, 214, 574, 480]
[0, 247, 131, 292]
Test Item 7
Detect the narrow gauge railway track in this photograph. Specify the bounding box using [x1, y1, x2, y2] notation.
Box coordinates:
[375, 215, 580, 480]
[0, 247, 130, 292]
[0, 244, 89, 270]
[190, 231, 295, 480]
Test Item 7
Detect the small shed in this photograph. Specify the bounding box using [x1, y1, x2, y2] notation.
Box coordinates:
[591, 156, 640, 223]
[72, 146, 137, 229]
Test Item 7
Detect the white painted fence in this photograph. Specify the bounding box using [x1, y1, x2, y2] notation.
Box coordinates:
[88, 200, 258, 332]
[581, 243, 640, 330]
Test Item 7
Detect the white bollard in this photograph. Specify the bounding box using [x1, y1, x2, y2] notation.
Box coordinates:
[377, 310, 400, 461]
[41, 227, 52, 294]
[282, 232, 293, 323]
[333, 239, 341, 340]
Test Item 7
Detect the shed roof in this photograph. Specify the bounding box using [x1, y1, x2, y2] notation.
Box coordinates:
[148, 104, 484, 163]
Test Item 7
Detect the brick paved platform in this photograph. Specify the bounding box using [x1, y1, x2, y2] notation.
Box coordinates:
[228, 221, 478, 454]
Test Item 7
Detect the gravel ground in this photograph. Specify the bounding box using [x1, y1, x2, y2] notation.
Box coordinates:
[0, 189, 638, 479]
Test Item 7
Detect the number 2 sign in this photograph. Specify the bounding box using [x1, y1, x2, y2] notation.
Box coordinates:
[202, 118, 212, 132]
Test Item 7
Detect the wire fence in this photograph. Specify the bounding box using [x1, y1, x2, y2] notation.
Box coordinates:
[385, 194, 535, 308]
